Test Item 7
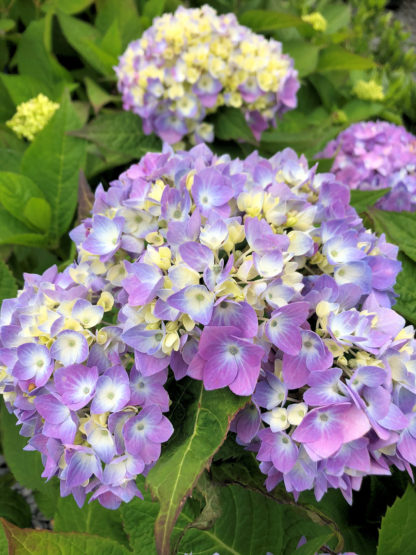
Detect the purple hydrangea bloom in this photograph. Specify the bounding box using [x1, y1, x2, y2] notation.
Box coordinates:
[317, 121, 416, 211]
[1, 142, 415, 510]
[115, 5, 299, 146]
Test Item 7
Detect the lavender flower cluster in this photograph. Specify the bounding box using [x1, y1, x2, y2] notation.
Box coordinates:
[1, 143, 415, 510]
[318, 121, 416, 212]
[115, 5, 299, 146]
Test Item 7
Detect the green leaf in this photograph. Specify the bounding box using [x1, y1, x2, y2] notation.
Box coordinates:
[0, 523, 7, 555]
[57, 13, 117, 76]
[260, 125, 337, 158]
[343, 99, 384, 123]
[179, 485, 335, 555]
[0, 483, 32, 528]
[120, 479, 159, 555]
[0, 518, 131, 555]
[214, 108, 255, 143]
[33, 487, 59, 520]
[0, 172, 45, 226]
[99, 20, 123, 58]
[0, 74, 55, 106]
[178, 485, 286, 555]
[315, 157, 334, 173]
[47, 0, 94, 14]
[0, 207, 48, 247]
[0, 127, 26, 172]
[378, 486, 416, 555]
[54, 496, 129, 548]
[239, 10, 303, 31]
[0, 260, 17, 303]
[146, 381, 248, 555]
[0, 402, 59, 502]
[393, 253, 416, 326]
[21, 95, 86, 242]
[143, 0, 165, 20]
[369, 209, 416, 262]
[350, 188, 390, 214]
[317, 46, 376, 72]
[95, 0, 143, 49]
[16, 20, 64, 94]
[321, 3, 351, 34]
[295, 534, 335, 555]
[84, 78, 116, 114]
[23, 198, 51, 233]
[0, 19, 15, 33]
[283, 41, 320, 77]
[72, 110, 161, 159]
[308, 73, 344, 111]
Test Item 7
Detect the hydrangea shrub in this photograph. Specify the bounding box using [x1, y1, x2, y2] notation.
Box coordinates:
[115, 5, 299, 145]
[1, 143, 415, 515]
[317, 121, 416, 212]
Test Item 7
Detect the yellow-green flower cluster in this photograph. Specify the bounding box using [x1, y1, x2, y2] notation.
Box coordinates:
[6, 94, 60, 141]
[353, 80, 385, 102]
[301, 12, 327, 32]
[115, 4, 299, 145]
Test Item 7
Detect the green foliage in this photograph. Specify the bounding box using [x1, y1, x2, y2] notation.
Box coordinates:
[72, 110, 161, 161]
[0, 519, 131, 555]
[0, 173, 49, 229]
[146, 381, 248, 555]
[0, 260, 17, 302]
[57, 12, 120, 77]
[392, 253, 416, 327]
[21, 95, 86, 244]
[0, 481, 32, 529]
[239, 10, 304, 31]
[0, 402, 60, 518]
[378, 486, 416, 555]
[369, 210, 416, 263]
[283, 40, 320, 77]
[213, 107, 255, 143]
[350, 188, 390, 214]
[54, 496, 129, 547]
[317, 45, 375, 72]
[179, 485, 322, 555]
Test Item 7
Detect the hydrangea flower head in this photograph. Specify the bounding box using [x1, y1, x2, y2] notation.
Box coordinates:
[115, 5, 299, 145]
[301, 12, 327, 32]
[6, 94, 60, 141]
[0, 267, 173, 509]
[353, 80, 384, 102]
[317, 121, 416, 211]
[1, 142, 415, 509]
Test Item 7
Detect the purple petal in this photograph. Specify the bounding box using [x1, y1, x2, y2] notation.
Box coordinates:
[54, 364, 98, 410]
[167, 285, 214, 325]
[66, 450, 102, 488]
[51, 330, 89, 366]
[179, 242, 214, 272]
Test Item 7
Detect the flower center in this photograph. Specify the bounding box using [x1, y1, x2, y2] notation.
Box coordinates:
[228, 345, 239, 356]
